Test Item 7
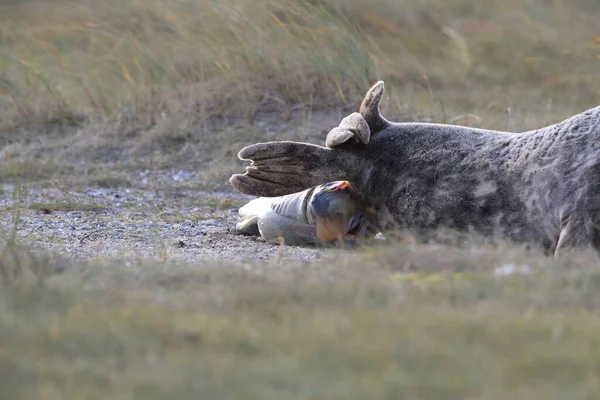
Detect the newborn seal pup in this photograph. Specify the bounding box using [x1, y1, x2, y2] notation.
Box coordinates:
[230, 81, 600, 258]
[236, 181, 375, 246]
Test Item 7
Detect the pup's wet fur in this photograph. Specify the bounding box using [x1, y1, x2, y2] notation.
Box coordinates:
[236, 181, 373, 246]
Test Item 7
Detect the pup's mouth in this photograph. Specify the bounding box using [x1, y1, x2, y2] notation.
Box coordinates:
[347, 223, 362, 236]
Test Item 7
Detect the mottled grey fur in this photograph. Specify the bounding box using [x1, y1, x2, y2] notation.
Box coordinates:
[230, 81, 600, 257]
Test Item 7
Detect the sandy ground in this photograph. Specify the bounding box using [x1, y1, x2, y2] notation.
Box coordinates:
[0, 169, 348, 267]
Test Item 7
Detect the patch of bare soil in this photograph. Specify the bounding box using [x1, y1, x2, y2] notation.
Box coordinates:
[0, 172, 349, 268]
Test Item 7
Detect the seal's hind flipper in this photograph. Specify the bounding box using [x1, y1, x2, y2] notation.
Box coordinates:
[326, 112, 370, 148]
[230, 141, 357, 197]
[359, 81, 390, 134]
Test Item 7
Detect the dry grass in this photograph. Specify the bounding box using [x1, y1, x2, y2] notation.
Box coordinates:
[1, 0, 599, 136]
[1, 0, 599, 187]
[26, 200, 107, 213]
[1, 0, 599, 186]
[1, 0, 600, 398]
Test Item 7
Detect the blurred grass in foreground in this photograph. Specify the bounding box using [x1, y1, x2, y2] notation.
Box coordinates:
[2, 240, 600, 399]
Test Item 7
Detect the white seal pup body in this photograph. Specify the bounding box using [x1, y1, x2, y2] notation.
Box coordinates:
[236, 181, 374, 246]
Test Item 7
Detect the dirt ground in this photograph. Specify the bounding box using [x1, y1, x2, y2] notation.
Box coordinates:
[0, 179, 348, 268]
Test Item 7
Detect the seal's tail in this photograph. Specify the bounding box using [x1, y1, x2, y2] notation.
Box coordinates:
[229, 141, 357, 197]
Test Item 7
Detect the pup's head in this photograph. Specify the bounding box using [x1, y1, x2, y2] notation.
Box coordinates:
[308, 181, 359, 241]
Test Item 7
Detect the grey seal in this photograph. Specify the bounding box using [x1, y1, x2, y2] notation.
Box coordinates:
[230, 81, 600, 257]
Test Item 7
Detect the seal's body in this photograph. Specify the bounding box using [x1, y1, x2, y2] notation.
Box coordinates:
[340, 112, 600, 254]
[236, 181, 374, 246]
[230, 81, 600, 257]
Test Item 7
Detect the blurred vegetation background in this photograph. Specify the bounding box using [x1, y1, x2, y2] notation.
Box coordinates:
[1, 0, 599, 130]
[1, 0, 599, 185]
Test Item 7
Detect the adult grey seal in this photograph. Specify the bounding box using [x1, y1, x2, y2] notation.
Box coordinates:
[230, 81, 600, 257]
[236, 181, 375, 246]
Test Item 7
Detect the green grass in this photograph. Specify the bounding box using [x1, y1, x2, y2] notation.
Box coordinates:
[2, 242, 600, 399]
